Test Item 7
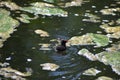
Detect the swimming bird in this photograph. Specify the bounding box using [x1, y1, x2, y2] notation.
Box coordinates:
[56, 40, 68, 52]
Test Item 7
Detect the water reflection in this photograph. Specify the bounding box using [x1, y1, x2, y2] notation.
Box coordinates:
[48, 47, 93, 80]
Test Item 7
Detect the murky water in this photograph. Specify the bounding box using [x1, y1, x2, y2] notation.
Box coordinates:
[0, 0, 120, 80]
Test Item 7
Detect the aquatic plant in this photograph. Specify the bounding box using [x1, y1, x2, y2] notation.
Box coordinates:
[83, 68, 101, 76]
[96, 76, 113, 80]
[67, 33, 109, 47]
[90, 33, 109, 47]
[21, 2, 68, 17]
[78, 48, 97, 61]
[0, 9, 19, 47]
[96, 51, 120, 75]
[40, 63, 60, 71]
[34, 29, 50, 37]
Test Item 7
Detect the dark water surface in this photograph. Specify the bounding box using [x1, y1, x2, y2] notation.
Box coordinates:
[0, 0, 120, 80]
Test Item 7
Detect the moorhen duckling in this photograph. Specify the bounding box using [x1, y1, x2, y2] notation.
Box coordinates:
[56, 40, 68, 52]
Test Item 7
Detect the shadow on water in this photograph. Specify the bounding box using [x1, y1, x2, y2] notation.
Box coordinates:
[0, 0, 120, 80]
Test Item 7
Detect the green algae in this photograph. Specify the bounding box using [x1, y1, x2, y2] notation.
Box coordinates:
[17, 14, 32, 23]
[0, 1, 21, 10]
[98, 51, 120, 65]
[96, 51, 120, 75]
[78, 48, 97, 61]
[0, 9, 19, 32]
[82, 13, 101, 23]
[67, 33, 109, 47]
[106, 41, 120, 52]
[21, 2, 68, 17]
[100, 23, 120, 39]
[40, 63, 60, 71]
[67, 33, 94, 46]
[83, 68, 101, 76]
[96, 76, 113, 80]
[0, 0, 120, 79]
[0, 62, 32, 80]
[0, 9, 19, 47]
[0, 1, 68, 17]
[90, 33, 109, 47]
[43, 0, 55, 3]
[78, 48, 120, 75]
[100, 8, 120, 15]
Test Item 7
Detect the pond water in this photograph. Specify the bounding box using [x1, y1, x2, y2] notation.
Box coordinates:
[0, 0, 120, 80]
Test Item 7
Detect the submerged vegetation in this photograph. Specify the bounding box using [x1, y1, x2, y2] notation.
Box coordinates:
[0, 0, 120, 80]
